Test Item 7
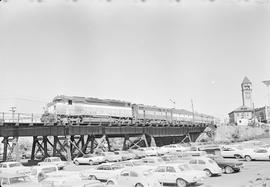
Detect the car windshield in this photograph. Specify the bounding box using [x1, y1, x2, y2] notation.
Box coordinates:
[9, 163, 22, 167]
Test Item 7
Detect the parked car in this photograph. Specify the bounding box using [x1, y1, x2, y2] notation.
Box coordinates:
[137, 147, 158, 156]
[208, 155, 243, 174]
[114, 151, 135, 161]
[127, 149, 146, 159]
[240, 148, 270, 161]
[0, 162, 31, 175]
[73, 154, 105, 165]
[80, 163, 125, 182]
[40, 171, 105, 187]
[29, 165, 58, 182]
[95, 152, 122, 162]
[184, 157, 222, 177]
[141, 156, 166, 166]
[120, 159, 144, 167]
[160, 144, 189, 155]
[106, 167, 161, 187]
[0, 173, 37, 187]
[41, 179, 105, 187]
[220, 145, 243, 159]
[152, 163, 206, 187]
[38, 157, 66, 170]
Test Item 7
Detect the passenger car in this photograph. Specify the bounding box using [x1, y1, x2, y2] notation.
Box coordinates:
[40, 171, 105, 187]
[141, 156, 166, 166]
[80, 163, 124, 182]
[114, 151, 135, 161]
[152, 164, 206, 187]
[29, 165, 58, 182]
[0, 173, 36, 187]
[220, 145, 243, 159]
[0, 162, 31, 175]
[137, 147, 158, 156]
[38, 157, 66, 170]
[208, 155, 243, 173]
[73, 154, 105, 165]
[95, 152, 122, 162]
[241, 148, 270, 161]
[127, 149, 146, 159]
[184, 157, 222, 177]
[107, 168, 161, 187]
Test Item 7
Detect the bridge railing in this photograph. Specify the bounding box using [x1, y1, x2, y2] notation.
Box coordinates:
[0, 112, 42, 123]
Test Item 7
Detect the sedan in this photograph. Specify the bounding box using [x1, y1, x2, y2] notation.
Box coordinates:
[185, 157, 222, 177]
[73, 154, 105, 165]
[152, 164, 206, 187]
[107, 168, 161, 187]
[208, 155, 243, 174]
[241, 148, 270, 161]
[80, 163, 125, 182]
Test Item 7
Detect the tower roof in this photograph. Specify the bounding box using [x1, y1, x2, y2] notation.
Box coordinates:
[242, 76, 251, 84]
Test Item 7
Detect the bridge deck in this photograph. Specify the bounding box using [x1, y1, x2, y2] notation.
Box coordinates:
[0, 122, 206, 137]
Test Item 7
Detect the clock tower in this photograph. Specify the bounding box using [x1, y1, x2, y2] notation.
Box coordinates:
[241, 76, 252, 108]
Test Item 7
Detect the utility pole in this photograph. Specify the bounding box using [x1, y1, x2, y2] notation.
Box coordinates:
[191, 99, 195, 124]
[9, 106, 16, 122]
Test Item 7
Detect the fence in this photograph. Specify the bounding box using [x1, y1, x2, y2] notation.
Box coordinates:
[0, 112, 42, 123]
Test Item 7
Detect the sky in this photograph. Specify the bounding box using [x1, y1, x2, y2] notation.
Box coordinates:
[0, 0, 270, 121]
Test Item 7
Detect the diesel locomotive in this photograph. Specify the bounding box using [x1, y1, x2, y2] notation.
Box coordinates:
[41, 95, 215, 126]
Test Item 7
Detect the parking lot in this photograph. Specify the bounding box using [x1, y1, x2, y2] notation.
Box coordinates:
[63, 157, 270, 187]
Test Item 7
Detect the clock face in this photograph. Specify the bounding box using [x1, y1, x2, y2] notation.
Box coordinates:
[245, 93, 251, 99]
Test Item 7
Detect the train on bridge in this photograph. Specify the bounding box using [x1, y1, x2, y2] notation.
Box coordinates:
[41, 95, 215, 126]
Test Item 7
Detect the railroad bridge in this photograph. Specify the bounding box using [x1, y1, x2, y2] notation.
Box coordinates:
[0, 113, 208, 162]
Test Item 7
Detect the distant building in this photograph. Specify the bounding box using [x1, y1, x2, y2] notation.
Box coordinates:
[255, 106, 270, 123]
[229, 77, 254, 125]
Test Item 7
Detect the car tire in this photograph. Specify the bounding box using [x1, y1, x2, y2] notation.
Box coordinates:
[89, 160, 94, 165]
[225, 166, 234, 174]
[107, 181, 115, 186]
[74, 160, 80, 166]
[176, 178, 187, 187]
[135, 183, 144, 187]
[204, 169, 212, 177]
[245, 155, 252, 162]
[89, 175, 97, 180]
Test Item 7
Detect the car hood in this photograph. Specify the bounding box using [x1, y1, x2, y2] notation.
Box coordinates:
[216, 160, 243, 166]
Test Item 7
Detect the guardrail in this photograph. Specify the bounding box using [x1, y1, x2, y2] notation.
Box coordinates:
[0, 112, 42, 123]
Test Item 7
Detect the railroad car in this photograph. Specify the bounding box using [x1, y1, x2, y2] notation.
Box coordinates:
[42, 95, 215, 126]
